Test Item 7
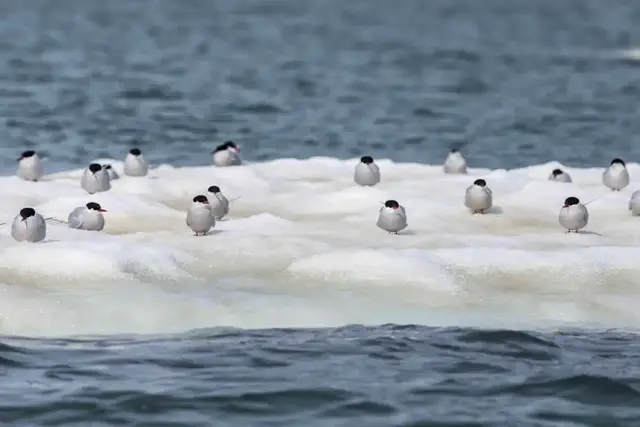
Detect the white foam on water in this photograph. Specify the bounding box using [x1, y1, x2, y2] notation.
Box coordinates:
[2, 157, 640, 337]
[619, 47, 640, 61]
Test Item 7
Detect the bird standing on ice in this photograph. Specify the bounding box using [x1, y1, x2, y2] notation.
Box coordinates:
[559, 196, 588, 233]
[376, 200, 407, 234]
[187, 195, 215, 236]
[354, 156, 381, 186]
[443, 148, 467, 174]
[548, 168, 572, 183]
[123, 148, 148, 177]
[464, 179, 492, 214]
[81, 163, 111, 194]
[11, 207, 46, 242]
[206, 186, 230, 220]
[68, 202, 107, 231]
[16, 150, 43, 182]
[602, 158, 629, 191]
[212, 141, 242, 167]
[629, 190, 640, 216]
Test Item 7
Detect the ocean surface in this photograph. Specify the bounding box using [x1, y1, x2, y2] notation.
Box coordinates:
[2, 0, 640, 425]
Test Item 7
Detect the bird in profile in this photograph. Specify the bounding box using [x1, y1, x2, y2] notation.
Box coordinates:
[186, 195, 215, 236]
[464, 179, 492, 214]
[206, 185, 230, 220]
[212, 141, 242, 167]
[548, 168, 572, 183]
[629, 190, 640, 216]
[559, 196, 588, 233]
[376, 200, 407, 234]
[123, 148, 149, 177]
[11, 207, 46, 243]
[103, 164, 120, 181]
[602, 158, 629, 191]
[81, 163, 111, 194]
[16, 150, 43, 182]
[67, 202, 107, 231]
[443, 148, 467, 174]
[354, 155, 381, 186]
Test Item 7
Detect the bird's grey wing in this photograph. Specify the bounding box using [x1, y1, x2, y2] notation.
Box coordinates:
[186, 210, 195, 228]
[35, 214, 47, 229]
[221, 197, 230, 215]
[68, 207, 85, 229]
[464, 187, 473, 204]
[398, 206, 407, 219]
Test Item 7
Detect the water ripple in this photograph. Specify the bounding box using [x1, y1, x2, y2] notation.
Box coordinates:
[3, 326, 640, 425]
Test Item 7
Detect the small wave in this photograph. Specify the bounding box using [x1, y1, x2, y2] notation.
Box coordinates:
[227, 102, 284, 114]
[0, 340, 30, 368]
[498, 374, 640, 405]
[117, 85, 183, 101]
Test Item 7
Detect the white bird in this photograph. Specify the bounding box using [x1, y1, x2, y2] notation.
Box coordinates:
[123, 148, 149, 177]
[186, 195, 215, 236]
[443, 148, 467, 174]
[206, 185, 230, 220]
[629, 190, 640, 216]
[68, 202, 107, 231]
[354, 155, 381, 186]
[103, 164, 120, 181]
[212, 141, 242, 167]
[376, 200, 407, 234]
[11, 207, 46, 243]
[16, 150, 43, 182]
[464, 179, 493, 214]
[81, 163, 111, 194]
[548, 168, 572, 183]
[603, 158, 629, 191]
[559, 196, 589, 233]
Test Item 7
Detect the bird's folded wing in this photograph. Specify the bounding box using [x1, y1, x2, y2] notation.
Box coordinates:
[582, 209, 589, 221]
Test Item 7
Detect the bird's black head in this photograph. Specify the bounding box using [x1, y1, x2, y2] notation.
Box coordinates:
[552, 168, 563, 176]
[86, 202, 104, 211]
[450, 148, 459, 153]
[89, 163, 102, 173]
[103, 164, 112, 170]
[474, 179, 487, 187]
[193, 195, 209, 203]
[129, 148, 141, 156]
[208, 185, 220, 194]
[360, 156, 374, 164]
[384, 200, 399, 209]
[611, 158, 625, 167]
[19, 207, 35, 219]
[225, 141, 238, 149]
[564, 196, 580, 206]
[18, 150, 35, 161]
[213, 144, 226, 153]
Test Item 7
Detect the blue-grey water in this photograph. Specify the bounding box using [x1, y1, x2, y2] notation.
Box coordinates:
[2, 0, 640, 425]
[4, 327, 640, 426]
